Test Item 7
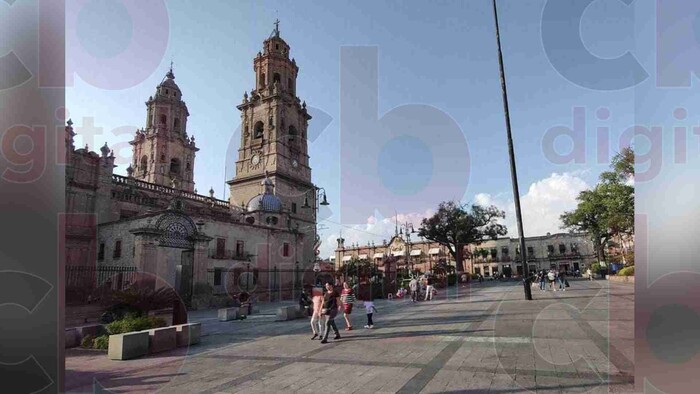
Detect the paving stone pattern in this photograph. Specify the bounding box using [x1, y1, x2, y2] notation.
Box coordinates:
[65, 279, 635, 393]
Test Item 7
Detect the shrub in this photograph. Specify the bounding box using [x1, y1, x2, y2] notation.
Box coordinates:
[617, 266, 634, 276]
[590, 262, 601, 274]
[106, 315, 166, 335]
[80, 335, 95, 348]
[93, 335, 109, 350]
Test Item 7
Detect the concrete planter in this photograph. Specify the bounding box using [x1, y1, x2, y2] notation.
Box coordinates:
[144, 326, 177, 354]
[276, 305, 304, 321]
[65, 323, 106, 348]
[218, 307, 240, 321]
[107, 331, 149, 360]
[608, 275, 634, 284]
[175, 323, 201, 347]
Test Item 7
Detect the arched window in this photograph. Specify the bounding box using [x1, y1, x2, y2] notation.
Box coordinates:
[173, 118, 180, 130]
[259, 73, 266, 88]
[170, 158, 181, 175]
[140, 155, 148, 174]
[273, 73, 281, 84]
[160, 154, 166, 163]
[186, 162, 191, 171]
[253, 121, 264, 139]
[288, 78, 293, 94]
[159, 114, 167, 125]
[288, 125, 297, 136]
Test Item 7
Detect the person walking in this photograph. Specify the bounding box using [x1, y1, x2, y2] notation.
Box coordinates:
[587, 267, 593, 281]
[547, 269, 556, 291]
[558, 270, 567, 291]
[409, 277, 418, 302]
[341, 282, 355, 330]
[538, 270, 545, 291]
[320, 283, 341, 344]
[425, 276, 434, 301]
[363, 299, 378, 328]
[310, 289, 324, 340]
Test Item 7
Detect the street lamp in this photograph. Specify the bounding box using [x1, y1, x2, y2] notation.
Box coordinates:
[399, 222, 416, 277]
[492, 0, 531, 300]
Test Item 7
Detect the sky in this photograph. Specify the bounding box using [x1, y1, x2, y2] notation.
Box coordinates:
[65, 0, 699, 261]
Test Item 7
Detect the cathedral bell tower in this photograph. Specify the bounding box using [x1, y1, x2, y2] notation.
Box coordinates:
[129, 65, 198, 192]
[228, 21, 314, 223]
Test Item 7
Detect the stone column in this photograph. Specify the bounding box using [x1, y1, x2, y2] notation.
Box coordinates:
[130, 228, 162, 288]
[192, 234, 212, 286]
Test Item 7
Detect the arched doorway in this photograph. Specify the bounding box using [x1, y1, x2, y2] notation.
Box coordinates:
[156, 211, 197, 305]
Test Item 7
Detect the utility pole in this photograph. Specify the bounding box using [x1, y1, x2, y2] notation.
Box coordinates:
[492, 0, 532, 300]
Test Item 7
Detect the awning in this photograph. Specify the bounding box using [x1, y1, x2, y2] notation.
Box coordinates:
[373, 253, 384, 259]
[391, 250, 404, 256]
[428, 248, 441, 255]
[358, 254, 367, 259]
[342, 256, 352, 262]
[410, 249, 422, 256]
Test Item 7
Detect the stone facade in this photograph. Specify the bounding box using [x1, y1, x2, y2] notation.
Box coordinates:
[65, 24, 318, 304]
[334, 232, 598, 278]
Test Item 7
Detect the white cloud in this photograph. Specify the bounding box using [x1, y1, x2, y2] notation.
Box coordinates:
[471, 173, 590, 238]
[318, 172, 589, 258]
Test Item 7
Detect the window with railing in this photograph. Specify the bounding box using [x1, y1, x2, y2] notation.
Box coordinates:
[283, 242, 290, 257]
[98, 243, 105, 261]
[571, 243, 579, 254]
[216, 238, 226, 258]
[559, 244, 566, 254]
[214, 268, 222, 286]
[113, 240, 122, 259]
[547, 245, 554, 256]
[236, 241, 245, 259]
[490, 248, 497, 259]
[527, 246, 534, 256]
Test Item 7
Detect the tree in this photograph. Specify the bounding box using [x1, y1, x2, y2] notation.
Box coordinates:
[418, 201, 507, 273]
[560, 187, 610, 262]
[561, 147, 634, 263]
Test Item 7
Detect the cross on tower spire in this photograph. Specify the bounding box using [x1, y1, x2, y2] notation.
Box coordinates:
[274, 18, 280, 37]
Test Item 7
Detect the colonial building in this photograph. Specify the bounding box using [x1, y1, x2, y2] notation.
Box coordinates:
[65, 23, 321, 305]
[334, 230, 597, 278]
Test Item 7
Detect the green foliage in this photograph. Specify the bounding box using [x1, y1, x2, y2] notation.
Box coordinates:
[80, 335, 95, 348]
[561, 147, 634, 261]
[419, 201, 507, 272]
[471, 274, 480, 280]
[617, 266, 634, 276]
[99, 283, 180, 317]
[93, 335, 109, 350]
[106, 315, 166, 335]
[590, 262, 601, 274]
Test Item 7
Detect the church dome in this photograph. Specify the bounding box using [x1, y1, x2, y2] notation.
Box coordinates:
[247, 193, 282, 212]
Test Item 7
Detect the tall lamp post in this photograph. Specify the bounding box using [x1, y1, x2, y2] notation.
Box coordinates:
[303, 186, 329, 285]
[399, 222, 416, 276]
[492, 0, 532, 300]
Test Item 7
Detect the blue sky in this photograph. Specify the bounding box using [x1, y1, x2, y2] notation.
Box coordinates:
[66, 0, 696, 259]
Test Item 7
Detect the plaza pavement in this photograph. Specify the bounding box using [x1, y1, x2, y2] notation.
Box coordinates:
[65, 278, 635, 393]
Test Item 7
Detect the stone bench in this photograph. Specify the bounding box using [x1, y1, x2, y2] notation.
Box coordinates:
[276, 305, 305, 321]
[108, 331, 149, 360]
[175, 323, 201, 347]
[218, 307, 240, 321]
[144, 326, 177, 354]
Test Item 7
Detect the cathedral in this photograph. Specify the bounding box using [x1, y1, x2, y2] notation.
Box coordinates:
[64, 23, 323, 305]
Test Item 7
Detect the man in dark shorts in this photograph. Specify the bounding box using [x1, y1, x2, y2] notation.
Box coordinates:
[321, 282, 341, 344]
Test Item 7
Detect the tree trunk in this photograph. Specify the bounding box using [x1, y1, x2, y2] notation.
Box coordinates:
[455, 244, 464, 273]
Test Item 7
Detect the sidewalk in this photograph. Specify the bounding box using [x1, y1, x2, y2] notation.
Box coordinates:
[65, 279, 635, 393]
